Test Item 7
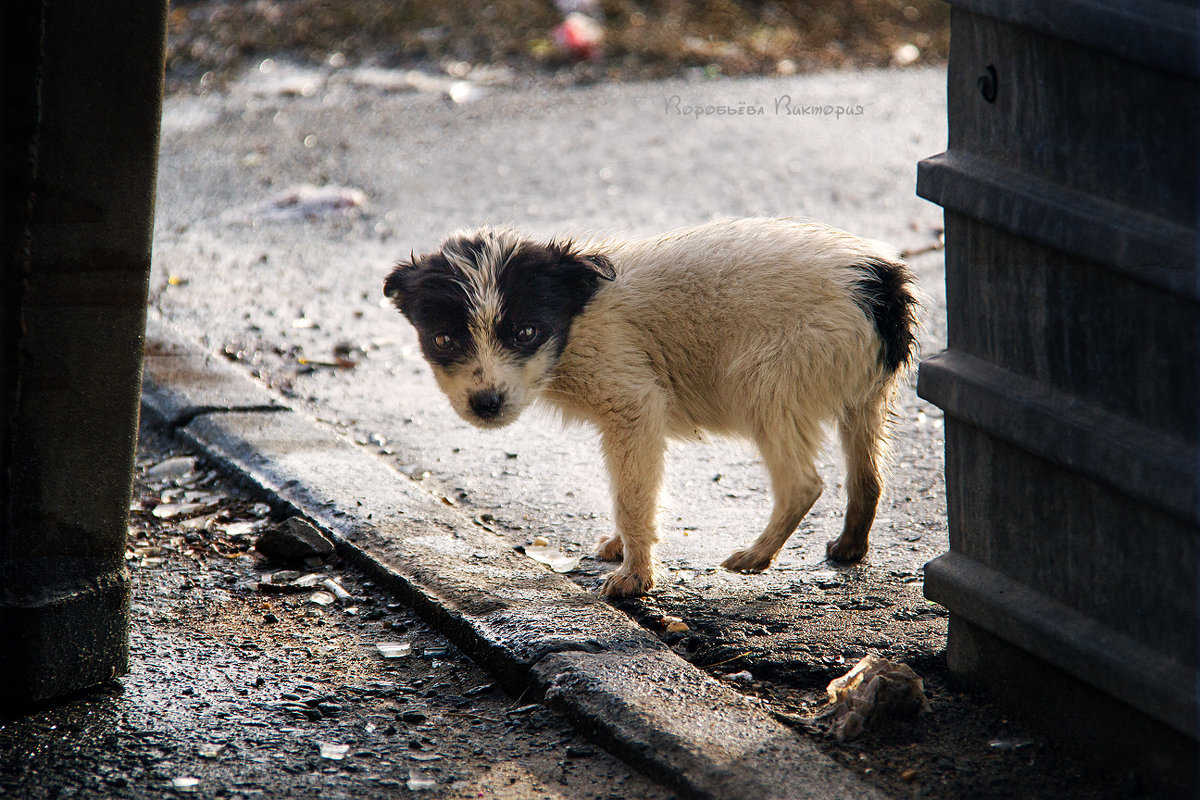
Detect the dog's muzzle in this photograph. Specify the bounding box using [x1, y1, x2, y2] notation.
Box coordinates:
[468, 388, 505, 421]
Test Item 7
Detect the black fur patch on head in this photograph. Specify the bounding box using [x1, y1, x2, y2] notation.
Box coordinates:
[383, 253, 477, 367]
[851, 257, 919, 372]
[491, 239, 614, 357]
[384, 230, 615, 367]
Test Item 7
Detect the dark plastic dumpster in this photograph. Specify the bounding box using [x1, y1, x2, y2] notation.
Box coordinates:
[916, 0, 1197, 792]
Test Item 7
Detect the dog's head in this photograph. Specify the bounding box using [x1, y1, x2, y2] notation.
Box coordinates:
[384, 227, 615, 429]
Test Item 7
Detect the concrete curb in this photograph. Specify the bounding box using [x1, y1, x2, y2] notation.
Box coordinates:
[140, 321, 887, 800]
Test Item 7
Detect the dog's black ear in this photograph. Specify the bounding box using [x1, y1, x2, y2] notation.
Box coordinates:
[580, 253, 616, 281]
[549, 239, 616, 282]
[383, 254, 417, 309]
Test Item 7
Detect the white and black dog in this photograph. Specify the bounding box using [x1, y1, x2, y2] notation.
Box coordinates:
[384, 218, 919, 598]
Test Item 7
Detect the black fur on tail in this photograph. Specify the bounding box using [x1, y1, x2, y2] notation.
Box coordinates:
[851, 257, 920, 373]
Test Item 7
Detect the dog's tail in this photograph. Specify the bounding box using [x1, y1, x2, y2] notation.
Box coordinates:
[850, 257, 920, 374]
[825, 256, 920, 561]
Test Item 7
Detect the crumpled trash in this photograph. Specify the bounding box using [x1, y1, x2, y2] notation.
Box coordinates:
[146, 456, 200, 483]
[816, 655, 931, 741]
[552, 12, 604, 61]
[171, 776, 201, 792]
[522, 543, 581, 573]
[196, 742, 224, 758]
[376, 642, 412, 659]
[222, 183, 366, 224]
[318, 742, 350, 760]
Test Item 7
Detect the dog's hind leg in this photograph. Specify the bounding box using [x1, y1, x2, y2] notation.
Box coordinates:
[596, 415, 667, 598]
[722, 429, 823, 573]
[827, 396, 887, 562]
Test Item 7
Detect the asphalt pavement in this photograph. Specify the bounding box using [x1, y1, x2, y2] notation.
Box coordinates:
[152, 60, 950, 601]
[130, 62, 1113, 798]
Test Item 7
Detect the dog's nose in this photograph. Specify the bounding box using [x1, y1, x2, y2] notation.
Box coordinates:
[469, 388, 504, 419]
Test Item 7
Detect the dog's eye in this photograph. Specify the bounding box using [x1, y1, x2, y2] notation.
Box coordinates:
[514, 326, 538, 345]
[433, 334, 455, 350]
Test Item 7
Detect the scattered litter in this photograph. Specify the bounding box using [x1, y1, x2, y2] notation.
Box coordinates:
[989, 737, 1035, 752]
[552, 12, 605, 60]
[900, 768, 919, 783]
[297, 355, 358, 370]
[376, 642, 413, 659]
[322, 578, 352, 601]
[892, 43, 921, 66]
[152, 502, 213, 520]
[307, 591, 336, 606]
[318, 742, 350, 760]
[727, 670, 754, 683]
[523, 544, 582, 573]
[291, 317, 318, 329]
[271, 568, 304, 582]
[254, 517, 335, 563]
[531, 535, 551, 548]
[256, 574, 310, 596]
[398, 464, 431, 480]
[816, 655, 931, 741]
[447, 80, 483, 104]
[179, 514, 217, 531]
[222, 183, 366, 225]
[171, 776, 200, 792]
[263, 570, 302, 586]
[662, 616, 689, 633]
[407, 771, 437, 791]
[178, 490, 221, 505]
[147, 456, 199, 482]
[221, 520, 259, 537]
[197, 742, 224, 758]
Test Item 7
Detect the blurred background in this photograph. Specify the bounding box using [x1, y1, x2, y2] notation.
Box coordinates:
[165, 0, 951, 91]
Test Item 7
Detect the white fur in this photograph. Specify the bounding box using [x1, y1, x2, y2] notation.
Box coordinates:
[396, 218, 915, 598]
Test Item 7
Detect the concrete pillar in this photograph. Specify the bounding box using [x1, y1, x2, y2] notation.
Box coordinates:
[1, 1, 167, 711]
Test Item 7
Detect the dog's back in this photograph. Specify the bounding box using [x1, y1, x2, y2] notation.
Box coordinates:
[386, 216, 920, 596]
[557, 218, 917, 439]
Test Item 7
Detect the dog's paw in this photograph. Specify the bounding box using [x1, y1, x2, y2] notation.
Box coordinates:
[599, 566, 655, 598]
[721, 548, 772, 573]
[594, 534, 624, 562]
[825, 534, 869, 562]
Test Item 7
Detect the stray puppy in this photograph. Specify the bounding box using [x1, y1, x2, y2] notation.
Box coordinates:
[384, 218, 919, 598]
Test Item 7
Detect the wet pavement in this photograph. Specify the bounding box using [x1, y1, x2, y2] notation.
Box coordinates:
[2, 63, 1142, 799]
[150, 60, 951, 645]
[0, 428, 674, 800]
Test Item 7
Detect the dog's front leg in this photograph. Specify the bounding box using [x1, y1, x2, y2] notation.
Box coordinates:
[596, 417, 666, 598]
